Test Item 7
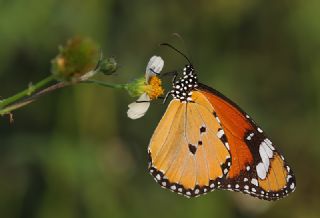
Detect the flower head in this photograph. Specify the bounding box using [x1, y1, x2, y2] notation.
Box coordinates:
[51, 37, 99, 81]
[127, 56, 164, 119]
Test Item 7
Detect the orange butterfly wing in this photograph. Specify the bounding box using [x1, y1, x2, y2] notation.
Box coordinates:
[197, 84, 296, 200]
[148, 97, 231, 197]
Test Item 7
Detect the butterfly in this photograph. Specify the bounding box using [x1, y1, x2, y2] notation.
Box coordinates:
[147, 44, 296, 201]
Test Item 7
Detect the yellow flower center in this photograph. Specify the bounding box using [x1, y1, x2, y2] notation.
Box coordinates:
[145, 76, 164, 100]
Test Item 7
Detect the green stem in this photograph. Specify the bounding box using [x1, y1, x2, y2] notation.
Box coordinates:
[83, 80, 127, 90]
[0, 77, 126, 116]
[0, 101, 32, 116]
[0, 74, 55, 109]
[0, 81, 69, 116]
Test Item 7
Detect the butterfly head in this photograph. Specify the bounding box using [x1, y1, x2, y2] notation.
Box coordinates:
[159, 43, 198, 102]
[171, 64, 198, 102]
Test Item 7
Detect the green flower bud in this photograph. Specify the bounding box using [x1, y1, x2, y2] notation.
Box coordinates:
[125, 77, 146, 97]
[98, 57, 117, 75]
[51, 37, 99, 81]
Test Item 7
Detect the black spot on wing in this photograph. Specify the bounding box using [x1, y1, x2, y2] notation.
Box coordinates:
[188, 144, 197, 154]
[200, 126, 206, 133]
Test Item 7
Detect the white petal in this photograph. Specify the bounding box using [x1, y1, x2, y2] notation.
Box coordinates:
[146, 56, 164, 82]
[127, 93, 150, 119]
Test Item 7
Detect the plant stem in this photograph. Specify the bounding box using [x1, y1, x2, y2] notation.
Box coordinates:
[0, 75, 55, 109]
[83, 80, 127, 89]
[0, 101, 33, 116]
[0, 81, 69, 116]
[0, 77, 127, 116]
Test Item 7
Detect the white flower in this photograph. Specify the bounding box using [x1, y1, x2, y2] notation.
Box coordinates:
[145, 56, 164, 81]
[127, 93, 151, 119]
[127, 56, 164, 119]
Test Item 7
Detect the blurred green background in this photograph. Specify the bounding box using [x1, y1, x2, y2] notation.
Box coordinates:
[0, 0, 319, 217]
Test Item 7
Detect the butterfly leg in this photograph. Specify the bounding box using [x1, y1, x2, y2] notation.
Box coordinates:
[135, 100, 150, 103]
[162, 90, 174, 104]
[172, 73, 178, 84]
[135, 95, 169, 104]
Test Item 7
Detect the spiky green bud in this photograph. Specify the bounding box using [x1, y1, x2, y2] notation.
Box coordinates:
[51, 37, 99, 81]
[98, 57, 117, 75]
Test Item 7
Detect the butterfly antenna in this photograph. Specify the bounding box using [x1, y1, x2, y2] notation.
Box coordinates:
[160, 43, 192, 65]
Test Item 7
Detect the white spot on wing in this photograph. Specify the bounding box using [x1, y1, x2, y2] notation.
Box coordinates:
[156, 174, 161, 180]
[216, 116, 221, 123]
[217, 129, 224, 139]
[265, 138, 275, 150]
[256, 162, 267, 179]
[286, 166, 290, 172]
[290, 183, 295, 190]
[261, 141, 273, 158]
[251, 178, 258, 186]
[259, 142, 270, 173]
[246, 132, 254, 140]
[225, 142, 230, 150]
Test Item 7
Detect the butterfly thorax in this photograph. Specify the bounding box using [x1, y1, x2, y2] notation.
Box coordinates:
[171, 65, 198, 102]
